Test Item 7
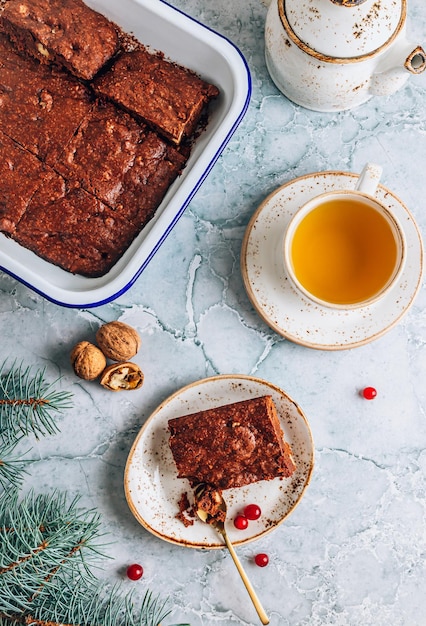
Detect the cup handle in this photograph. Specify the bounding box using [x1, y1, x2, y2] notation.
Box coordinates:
[355, 163, 383, 196]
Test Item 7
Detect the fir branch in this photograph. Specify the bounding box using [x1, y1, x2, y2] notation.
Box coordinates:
[0, 617, 21, 626]
[0, 361, 73, 444]
[0, 579, 174, 626]
[0, 442, 27, 492]
[0, 492, 189, 626]
[0, 363, 188, 626]
[0, 615, 74, 625]
[0, 491, 105, 615]
[0, 619, 190, 626]
[32, 580, 174, 626]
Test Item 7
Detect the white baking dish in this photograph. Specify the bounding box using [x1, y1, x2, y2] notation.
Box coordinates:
[0, 0, 251, 307]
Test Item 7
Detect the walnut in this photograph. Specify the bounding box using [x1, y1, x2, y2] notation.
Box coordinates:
[36, 42, 50, 57]
[96, 321, 141, 362]
[99, 362, 144, 391]
[71, 341, 107, 380]
[19, 4, 30, 17]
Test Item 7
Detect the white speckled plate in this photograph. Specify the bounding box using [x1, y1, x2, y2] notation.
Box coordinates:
[241, 171, 423, 350]
[124, 375, 314, 549]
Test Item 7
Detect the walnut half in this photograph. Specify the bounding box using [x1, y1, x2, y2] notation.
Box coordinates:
[100, 362, 143, 391]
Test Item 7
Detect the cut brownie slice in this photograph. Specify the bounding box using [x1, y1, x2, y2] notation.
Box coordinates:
[119, 131, 187, 230]
[0, 34, 93, 166]
[56, 101, 145, 209]
[168, 395, 296, 491]
[94, 47, 219, 145]
[13, 172, 138, 277]
[56, 101, 187, 228]
[0, 131, 50, 235]
[0, 0, 119, 80]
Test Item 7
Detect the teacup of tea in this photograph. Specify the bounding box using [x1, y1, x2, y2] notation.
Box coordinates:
[282, 164, 406, 309]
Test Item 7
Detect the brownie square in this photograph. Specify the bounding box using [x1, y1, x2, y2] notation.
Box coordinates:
[0, 131, 50, 235]
[0, 0, 119, 80]
[94, 47, 219, 144]
[168, 396, 296, 491]
[13, 172, 138, 277]
[56, 101, 187, 227]
[0, 34, 93, 165]
[56, 102, 145, 208]
[120, 131, 187, 230]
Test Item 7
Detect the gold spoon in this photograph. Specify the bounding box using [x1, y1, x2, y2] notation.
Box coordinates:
[194, 483, 270, 625]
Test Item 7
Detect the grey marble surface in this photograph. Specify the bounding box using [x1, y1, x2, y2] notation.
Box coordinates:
[1, 0, 426, 624]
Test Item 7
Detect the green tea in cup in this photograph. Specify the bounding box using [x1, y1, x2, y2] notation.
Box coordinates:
[283, 190, 405, 309]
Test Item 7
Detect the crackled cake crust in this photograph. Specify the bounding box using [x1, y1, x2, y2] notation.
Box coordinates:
[94, 47, 220, 145]
[0, 0, 119, 80]
[13, 172, 137, 277]
[0, 131, 50, 235]
[56, 101, 187, 229]
[168, 395, 296, 491]
[0, 33, 93, 166]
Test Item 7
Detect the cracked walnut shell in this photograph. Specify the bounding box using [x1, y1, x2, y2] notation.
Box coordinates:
[100, 362, 144, 391]
[96, 321, 141, 361]
[71, 341, 107, 380]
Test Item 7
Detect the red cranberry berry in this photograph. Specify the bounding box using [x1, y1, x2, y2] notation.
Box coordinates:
[234, 514, 249, 530]
[254, 553, 269, 567]
[244, 504, 262, 520]
[126, 563, 143, 580]
[362, 386, 377, 400]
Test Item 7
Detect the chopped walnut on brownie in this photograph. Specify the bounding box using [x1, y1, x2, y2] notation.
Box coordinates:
[0, 33, 94, 166]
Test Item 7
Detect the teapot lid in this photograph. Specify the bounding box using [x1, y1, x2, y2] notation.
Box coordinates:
[280, 0, 406, 59]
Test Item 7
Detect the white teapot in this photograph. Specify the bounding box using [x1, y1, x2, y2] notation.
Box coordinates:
[264, 0, 426, 111]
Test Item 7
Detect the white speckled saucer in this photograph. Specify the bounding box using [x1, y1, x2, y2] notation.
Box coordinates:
[241, 171, 424, 350]
[124, 375, 314, 549]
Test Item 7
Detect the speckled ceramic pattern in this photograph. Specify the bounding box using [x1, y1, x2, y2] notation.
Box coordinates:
[241, 171, 423, 350]
[124, 375, 314, 549]
[265, 0, 425, 110]
[283, 0, 405, 58]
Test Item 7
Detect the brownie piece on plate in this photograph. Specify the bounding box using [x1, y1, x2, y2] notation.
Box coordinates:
[94, 47, 219, 145]
[0, 34, 93, 166]
[0, 0, 119, 80]
[13, 172, 138, 277]
[168, 395, 296, 491]
[0, 131, 50, 235]
[56, 101, 187, 228]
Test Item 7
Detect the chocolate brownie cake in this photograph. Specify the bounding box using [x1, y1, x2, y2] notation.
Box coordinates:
[94, 47, 219, 145]
[56, 101, 187, 228]
[0, 0, 219, 277]
[118, 131, 187, 230]
[0, 130, 50, 234]
[0, 0, 119, 80]
[168, 395, 296, 491]
[13, 171, 138, 277]
[0, 33, 93, 166]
